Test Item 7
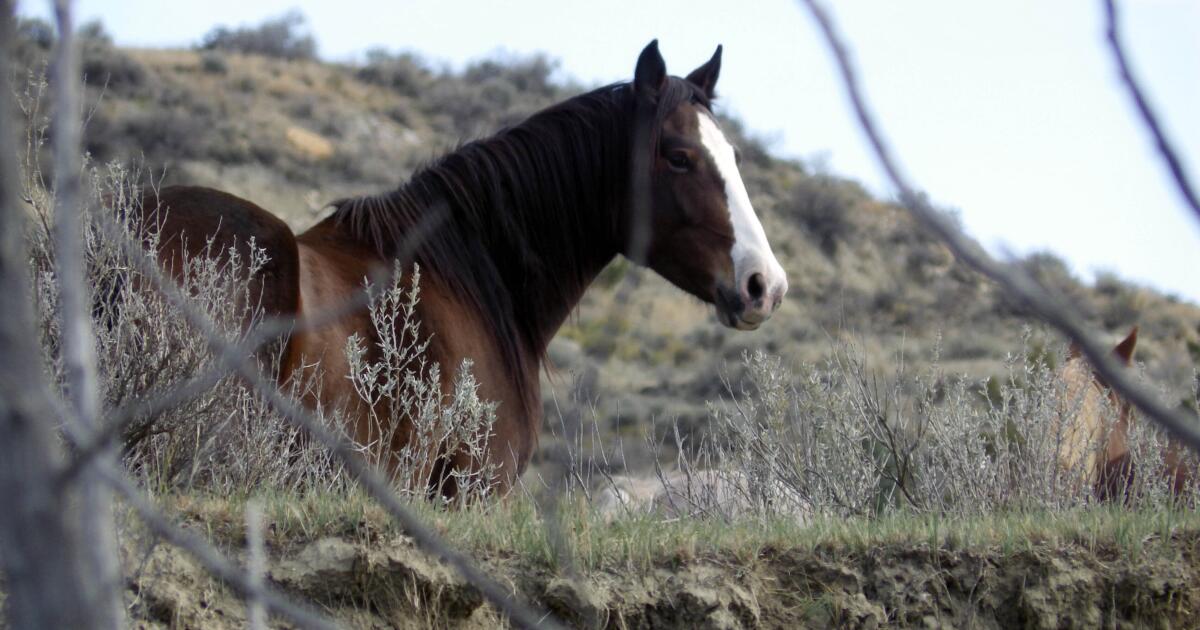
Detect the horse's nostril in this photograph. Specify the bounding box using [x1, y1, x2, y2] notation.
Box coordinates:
[746, 272, 766, 303]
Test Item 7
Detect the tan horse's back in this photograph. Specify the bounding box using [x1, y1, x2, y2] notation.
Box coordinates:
[1055, 346, 1133, 499]
[1051, 328, 1132, 496]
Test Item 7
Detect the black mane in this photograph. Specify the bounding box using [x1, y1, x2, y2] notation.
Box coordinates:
[331, 77, 707, 402]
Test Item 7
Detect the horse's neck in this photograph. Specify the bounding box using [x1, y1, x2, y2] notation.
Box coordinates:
[436, 104, 629, 359]
[486, 194, 620, 359]
[528, 248, 618, 355]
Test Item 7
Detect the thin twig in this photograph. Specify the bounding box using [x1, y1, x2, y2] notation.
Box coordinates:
[245, 499, 267, 630]
[796, 0, 1200, 455]
[49, 1, 125, 626]
[1102, 0, 1200, 224]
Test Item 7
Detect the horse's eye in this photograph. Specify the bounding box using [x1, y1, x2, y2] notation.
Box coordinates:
[666, 151, 691, 173]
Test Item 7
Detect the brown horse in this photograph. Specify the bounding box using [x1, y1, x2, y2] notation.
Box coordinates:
[134, 185, 301, 323]
[136, 41, 788, 499]
[1057, 327, 1195, 500]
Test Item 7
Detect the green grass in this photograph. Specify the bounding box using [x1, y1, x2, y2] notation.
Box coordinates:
[166, 489, 1200, 571]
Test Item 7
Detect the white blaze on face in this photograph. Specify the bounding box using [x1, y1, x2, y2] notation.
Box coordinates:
[696, 112, 787, 312]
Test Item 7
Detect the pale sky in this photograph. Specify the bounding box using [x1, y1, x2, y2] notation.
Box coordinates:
[18, 0, 1200, 303]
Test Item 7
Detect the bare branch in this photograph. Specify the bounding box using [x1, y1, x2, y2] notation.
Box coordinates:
[48, 1, 125, 626]
[92, 210, 564, 629]
[0, 4, 119, 627]
[1102, 0, 1200, 224]
[795, 0, 1200, 454]
[52, 0, 97, 434]
[97, 464, 339, 630]
[246, 500, 267, 630]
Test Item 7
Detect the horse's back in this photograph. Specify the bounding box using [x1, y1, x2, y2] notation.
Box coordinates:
[139, 185, 300, 320]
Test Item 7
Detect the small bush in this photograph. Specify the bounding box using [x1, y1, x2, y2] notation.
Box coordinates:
[200, 10, 317, 61]
[357, 48, 430, 97]
[685, 334, 1193, 520]
[23, 159, 346, 494]
[1094, 271, 1145, 330]
[997, 251, 1094, 320]
[77, 20, 146, 92]
[462, 54, 559, 98]
[344, 264, 499, 502]
[200, 52, 229, 75]
[13, 16, 54, 68]
[118, 107, 207, 160]
[22, 90, 494, 498]
[11, 17, 145, 92]
[787, 174, 857, 257]
[422, 54, 569, 140]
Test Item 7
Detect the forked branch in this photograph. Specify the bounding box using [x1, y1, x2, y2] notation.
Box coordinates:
[1102, 0, 1200, 224]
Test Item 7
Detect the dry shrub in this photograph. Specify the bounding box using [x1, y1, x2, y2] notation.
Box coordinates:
[23, 158, 346, 494]
[344, 264, 499, 503]
[683, 332, 1196, 520]
[20, 77, 496, 499]
[199, 10, 317, 61]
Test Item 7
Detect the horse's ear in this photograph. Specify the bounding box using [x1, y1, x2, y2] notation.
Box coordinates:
[685, 44, 722, 100]
[1114, 326, 1138, 365]
[634, 39, 667, 101]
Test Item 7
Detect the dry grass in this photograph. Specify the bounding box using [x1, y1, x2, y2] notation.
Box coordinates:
[10, 32, 1200, 587]
[344, 264, 499, 502]
[659, 335, 1198, 521]
[163, 489, 1200, 571]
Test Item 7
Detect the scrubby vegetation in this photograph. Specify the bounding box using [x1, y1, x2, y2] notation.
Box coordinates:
[200, 10, 317, 61]
[7, 12, 1200, 628]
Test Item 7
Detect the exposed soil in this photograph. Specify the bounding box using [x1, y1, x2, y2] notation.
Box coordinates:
[121, 530, 1200, 629]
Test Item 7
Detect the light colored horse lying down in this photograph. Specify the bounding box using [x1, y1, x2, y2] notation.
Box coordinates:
[593, 469, 810, 521]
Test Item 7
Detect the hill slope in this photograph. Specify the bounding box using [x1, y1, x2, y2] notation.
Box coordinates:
[10, 25, 1200, 472]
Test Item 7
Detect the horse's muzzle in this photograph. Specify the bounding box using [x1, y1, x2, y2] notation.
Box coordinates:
[715, 277, 786, 331]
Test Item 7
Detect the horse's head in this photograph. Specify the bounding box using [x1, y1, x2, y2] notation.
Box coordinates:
[624, 40, 787, 331]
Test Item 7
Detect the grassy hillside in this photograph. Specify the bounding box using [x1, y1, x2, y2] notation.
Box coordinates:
[9, 15, 1200, 628]
[118, 493, 1200, 629]
[10, 16, 1200, 472]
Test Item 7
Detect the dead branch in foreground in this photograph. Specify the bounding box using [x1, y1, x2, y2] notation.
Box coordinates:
[1102, 0, 1200, 224]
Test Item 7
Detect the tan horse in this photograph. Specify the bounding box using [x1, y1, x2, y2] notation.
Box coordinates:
[1057, 327, 1195, 500]
[133, 41, 788, 500]
[1055, 328, 1138, 499]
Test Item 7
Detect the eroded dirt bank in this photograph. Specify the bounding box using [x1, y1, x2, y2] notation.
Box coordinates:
[124, 531, 1200, 629]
